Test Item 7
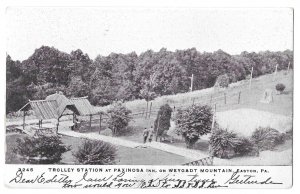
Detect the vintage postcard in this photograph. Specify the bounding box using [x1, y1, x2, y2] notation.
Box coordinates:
[4, 7, 293, 189]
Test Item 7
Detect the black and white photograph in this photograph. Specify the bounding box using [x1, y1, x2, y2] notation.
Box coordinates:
[2, 4, 295, 189]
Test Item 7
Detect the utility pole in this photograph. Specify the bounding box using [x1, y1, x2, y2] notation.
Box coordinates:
[273, 64, 278, 81]
[189, 74, 194, 92]
[249, 67, 253, 90]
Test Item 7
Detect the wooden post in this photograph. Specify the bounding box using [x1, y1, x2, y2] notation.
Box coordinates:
[145, 101, 149, 118]
[224, 93, 227, 104]
[238, 91, 241, 104]
[56, 118, 59, 134]
[249, 66, 253, 89]
[22, 111, 26, 130]
[155, 115, 161, 142]
[99, 113, 102, 134]
[189, 74, 194, 92]
[173, 106, 176, 117]
[148, 102, 152, 118]
[211, 104, 217, 131]
[273, 64, 278, 81]
[89, 114, 92, 131]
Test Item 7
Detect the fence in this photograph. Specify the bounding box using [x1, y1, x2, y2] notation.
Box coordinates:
[182, 156, 214, 166]
[79, 87, 252, 134]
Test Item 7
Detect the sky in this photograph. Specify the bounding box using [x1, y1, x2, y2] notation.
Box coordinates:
[6, 7, 293, 61]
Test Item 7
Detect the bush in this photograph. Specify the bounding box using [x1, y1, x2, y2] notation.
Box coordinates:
[154, 104, 172, 139]
[285, 128, 293, 140]
[209, 128, 240, 159]
[215, 74, 230, 88]
[106, 102, 132, 136]
[234, 137, 257, 156]
[275, 83, 285, 93]
[73, 139, 116, 165]
[251, 127, 286, 151]
[175, 105, 213, 148]
[13, 135, 69, 164]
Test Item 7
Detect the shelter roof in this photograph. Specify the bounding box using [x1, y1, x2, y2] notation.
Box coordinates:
[20, 92, 98, 120]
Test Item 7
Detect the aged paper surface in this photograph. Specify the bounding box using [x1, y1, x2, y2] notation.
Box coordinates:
[4, 6, 293, 189]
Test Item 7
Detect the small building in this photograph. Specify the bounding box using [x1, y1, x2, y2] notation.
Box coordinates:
[19, 92, 99, 135]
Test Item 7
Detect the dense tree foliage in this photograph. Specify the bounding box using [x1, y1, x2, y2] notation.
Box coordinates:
[106, 102, 132, 136]
[6, 46, 293, 113]
[154, 104, 173, 138]
[175, 105, 213, 148]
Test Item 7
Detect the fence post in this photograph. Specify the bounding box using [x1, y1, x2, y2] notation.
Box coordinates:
[238, 91, 241, 104]
[99, 113, 102, 134]
[149, 102, 152, 118]
[249, 66, 253, 90]
[224, 93, 227, 104]
[173, 106, 176, 117]
[56, 118, 60, 134]
[155, 115, 161, 142]
[145, 101, 149, 119]
[273, 64, 278, 81]
[22, 111, 26, 130]
[89, 114, 92, 131]
[211, 104, 217, 131]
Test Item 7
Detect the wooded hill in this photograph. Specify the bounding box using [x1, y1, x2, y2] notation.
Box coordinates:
[6, 46, 293, 113]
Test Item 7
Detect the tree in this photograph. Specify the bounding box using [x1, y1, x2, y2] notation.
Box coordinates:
[106, 102, 132, 136]
[154, 104, 173, 140]
[14, 135, 69, 164]
[73, 139, 116, 165]
[21, 46, 72, 85]
[214, 74, 230, 88]
[6, 55, 28, 113]
[175, 105, 213, 148]
[66, 76, 89, 97]
[139, 73, 158, 113]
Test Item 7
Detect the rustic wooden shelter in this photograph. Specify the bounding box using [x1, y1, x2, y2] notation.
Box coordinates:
[19, 92, 99, 133]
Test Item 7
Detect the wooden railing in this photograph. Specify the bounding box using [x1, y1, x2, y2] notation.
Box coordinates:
[183, 156, 214, 166]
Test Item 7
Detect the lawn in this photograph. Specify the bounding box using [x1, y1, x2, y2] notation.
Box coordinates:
[5, 133, 190, 165]
[96, 70, 293, 117]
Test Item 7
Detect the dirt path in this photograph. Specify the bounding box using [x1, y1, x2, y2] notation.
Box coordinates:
[58, 130, 209, 160]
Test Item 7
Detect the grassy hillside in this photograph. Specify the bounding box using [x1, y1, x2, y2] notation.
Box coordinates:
[98, 70, 293, 117]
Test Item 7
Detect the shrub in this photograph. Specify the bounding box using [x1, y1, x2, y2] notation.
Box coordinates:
[285, 128, 293, 140]
[251, 127, 286, 151]
[209, 128, 240, 159]
[215, 74, 230, 88]
[73, 139, 116, 165]
[234, 137, 257, 156]
[106, 102, 132, 136]
[275, 83, 285, 93]
[175, 105, 213, 148]
[154, 104, 173, 139]
[13, 135, 69, 164]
